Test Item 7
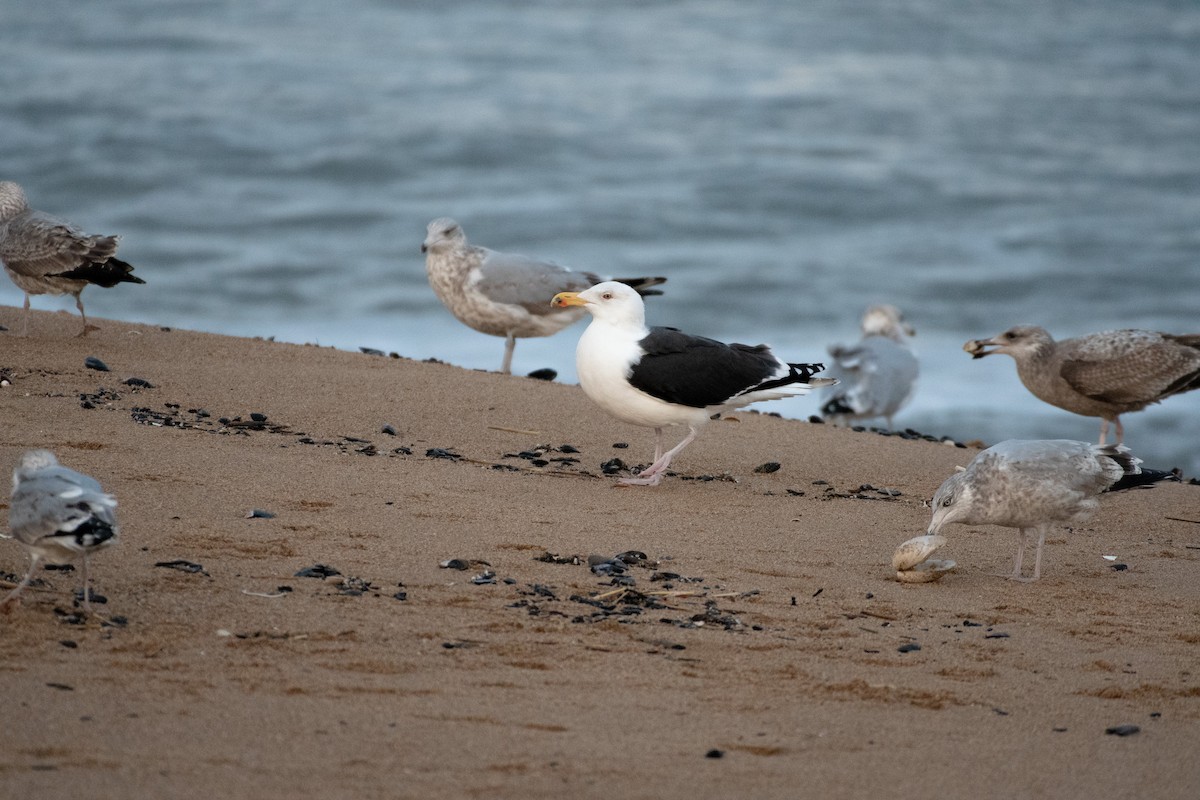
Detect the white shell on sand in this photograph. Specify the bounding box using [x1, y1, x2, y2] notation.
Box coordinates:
[892, 534, 946, 571]
[895, 558, 957, 583]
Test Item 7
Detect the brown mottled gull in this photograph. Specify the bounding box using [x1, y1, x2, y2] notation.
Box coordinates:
[965, 326, 1200, 444]
[0, 181, 145, 336]
[821, 304, 918, 429]
[2, 450, 119, 614]
[927, 439, 1140, 582]
[422, 217, 666, 374]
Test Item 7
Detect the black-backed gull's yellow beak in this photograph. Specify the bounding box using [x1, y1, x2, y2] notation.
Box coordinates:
[551, 291, 587, 308]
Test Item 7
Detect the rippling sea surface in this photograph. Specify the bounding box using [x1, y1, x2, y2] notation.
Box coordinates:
[3, 0, 1198, 473]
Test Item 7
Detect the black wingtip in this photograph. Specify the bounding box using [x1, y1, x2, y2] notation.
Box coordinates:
[50, 257, 143, 288]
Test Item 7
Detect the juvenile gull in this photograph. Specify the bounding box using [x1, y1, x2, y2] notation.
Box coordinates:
[422, 217, 665, 374]
[965, 326, 1200, 444]
[821, 304, 918, 429]
[2, 450, 118, 613]
[551, 282, 835, 487]
[927, 439, 1140, 582]
[0, 181, 145, 336]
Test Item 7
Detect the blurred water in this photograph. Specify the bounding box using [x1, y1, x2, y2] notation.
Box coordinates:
[2, 0, 1198, 473]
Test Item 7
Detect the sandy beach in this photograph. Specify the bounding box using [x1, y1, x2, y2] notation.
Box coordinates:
[1, 308, 1198, 800]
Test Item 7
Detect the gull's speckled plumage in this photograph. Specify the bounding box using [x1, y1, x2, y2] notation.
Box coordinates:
[0, 181, 145, 336]
[421, 217, 665, 374]
[927, 439, 1140, 581]
[2, 450, 119, 613]
[821, 304, 918, 429]
[965, 325, 1200, 444]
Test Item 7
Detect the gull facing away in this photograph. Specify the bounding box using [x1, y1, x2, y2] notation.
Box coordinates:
[0, 181, 145, 336]
[551, 282, 836, 487]
[965, 326, 1200, 444]
[422, 218, 666, 374]
[820, 304, 918, 429]
[927, 439, 1140, 582]
[2, 450, 118, 614]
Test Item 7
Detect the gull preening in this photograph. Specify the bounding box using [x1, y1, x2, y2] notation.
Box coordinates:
[0, 181, 145, 336]
[551, 281, 835, 487]
[927, 439, 1140, 582]
[2, 450, 119, 614]
[422, 218, 665, 374]
[965, 325, 1200, 444]
[821, 304, 918, 429]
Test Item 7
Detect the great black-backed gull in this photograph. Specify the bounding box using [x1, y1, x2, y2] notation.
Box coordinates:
[928, 439, 1140, 582]
[0, 181, 145, 337]
[551, 281, 835, 487]
[965, 326, 1200, 444]
[821, 304, 918, 430]
[422, 218, 666, 374]
[2, 450, 119, 614]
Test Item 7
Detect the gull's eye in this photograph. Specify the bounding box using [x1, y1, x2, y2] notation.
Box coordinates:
[941, 496, 953, 507]
[601, 291, 613, 300]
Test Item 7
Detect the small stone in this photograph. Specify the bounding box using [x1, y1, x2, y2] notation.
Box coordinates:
[249, 412, 267, 422]
[753, 462, 781, 474]
[84, 356, 109, 372]
[526, 368, 557, 381]
[246, 509, 275, 519]
[704, 749, 724, 759]
[123, 377, 155, 388]
[381, 424, 397, 436]
[1105, 724, 1140, 737]
[294, 564, 341, 579]
[898, 642, 921, 653]
[612, 442, 629, 449]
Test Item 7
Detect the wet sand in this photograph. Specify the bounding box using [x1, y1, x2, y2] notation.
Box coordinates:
[2, 309, 1198, 799]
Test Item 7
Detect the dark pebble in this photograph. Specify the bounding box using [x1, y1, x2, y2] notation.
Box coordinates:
[600, 458, 626, 475]
[559, 444, 580, 453]
[246, 509, 275, 519]
[381, 424, 397, 436]
[1111, 563, 1129, 571]
[46, 682, 74, 691]
[612, 442, 629, 449]
[808, 415, 823, 424]
[898, 642, 921, 653]
[60, 640, 78, 649]
[526, 368, 557, 381]
[753, 462, 781, 474]
[785, 489, 805, 496]
[154, 560, 206, 574]
[294, 564, 341, 578]
[359, 347, 385, 356]
[963, 620, 983, 627]
[84, 356, 110, 372]
[811, 588, 823, 598]
[425, 447, 461, 460]
[123, 377, 154, 388]
[250, 412, 267, 422]
[1105, 724, 1140, 737]
[439, 558, 472, 570]
[394, 446, 413, 455]
[393, 591, 408, 601]
[985, 632, 1010, 639]
[73, 589, 107, 606]
[811, 479, 828, 485]
[704, 749, 724, 759]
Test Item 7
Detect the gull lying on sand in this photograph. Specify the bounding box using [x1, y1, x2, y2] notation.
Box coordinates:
[927, 439, 1140, 582]
[2, 450, 119, 614]
[0, 181, 145, 336]
[422, 218, 665, 374]
[965, 325, 1200, 444]
[552, 282, 835, 487]
[821, 304, 918, 430]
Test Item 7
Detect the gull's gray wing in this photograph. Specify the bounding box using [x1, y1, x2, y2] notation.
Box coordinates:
[474, 249, 596, 316]
[0, 209, 121, 279]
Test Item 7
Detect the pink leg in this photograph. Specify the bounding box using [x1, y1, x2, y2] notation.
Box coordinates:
[500, 334, 515, 375]
[1010, 528, 1028, 580]
[1113, 417, 1124, 445]
[1, 553, 41, 610]
[75, 293, 96, 337]
[619, 426, 698, 487]
[1098, 419, 1109, 445]
[21, 293, 31, 337]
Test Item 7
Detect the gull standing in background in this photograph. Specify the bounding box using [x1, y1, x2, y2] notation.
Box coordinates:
[422, 217, 665, 374]
[927, 439, 1140, 582]
[2, 450, 119, 614]
[0, 181, 145, 336]
[552, 282, 835, 487]
[965, 325, 1200, 444]
[821, 304, 918, 430]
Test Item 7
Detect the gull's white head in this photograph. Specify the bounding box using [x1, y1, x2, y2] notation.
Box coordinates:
[13, 449, 59, 490]
[927, 470, 976, 535]
[422, 217, 467, 254]
[0, 181, 30, 221]
[550, 281, 646, 329]
[861, 304, 914, 340]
